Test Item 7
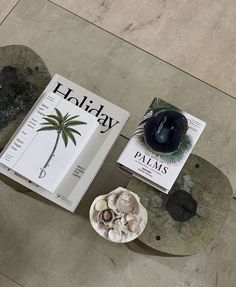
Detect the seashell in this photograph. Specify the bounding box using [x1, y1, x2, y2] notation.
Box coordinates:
[99, 222, 110, 231]
[116, 192, 139, 214]
[107, 193, 118, 210]
[127, 219, 139, 233]
[113, 219, 128, 235]
[89, 187, 148, 243]
[144, 110, 188, 153]
[112, 221, 122, 236]
[108, 230, 122, 242]
[126, 214, 139, 222]
[94, 199, 108, 212]
[120, 215, 127, 225]
[97, 209, 115, 224]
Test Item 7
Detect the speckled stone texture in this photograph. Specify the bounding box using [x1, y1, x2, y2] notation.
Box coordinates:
[127, 154, 232, 255]
[0, 45, 51, 149]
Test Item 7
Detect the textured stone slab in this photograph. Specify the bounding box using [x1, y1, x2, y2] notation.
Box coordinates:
[127, 154, 232, 255]
[0, 45, 51, 149]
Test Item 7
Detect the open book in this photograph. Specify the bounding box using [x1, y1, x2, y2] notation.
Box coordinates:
[117, 98, 206, 194]
[0, 74, 130, 212]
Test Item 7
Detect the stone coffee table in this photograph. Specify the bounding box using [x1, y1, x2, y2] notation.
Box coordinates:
[127, 154, 232, 256]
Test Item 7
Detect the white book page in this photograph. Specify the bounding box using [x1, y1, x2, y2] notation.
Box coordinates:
[0, 92, 99, 192]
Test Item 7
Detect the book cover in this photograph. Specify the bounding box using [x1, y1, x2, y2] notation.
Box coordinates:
[0, 74, 130, 212]
[0, 92, 99, 192]
[117, 98, 206, 193]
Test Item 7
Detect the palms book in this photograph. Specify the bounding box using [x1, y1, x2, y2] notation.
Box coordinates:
[0, 92, 99, 192]
[117, 98, 206, 194]
[0, 74, 130, 211]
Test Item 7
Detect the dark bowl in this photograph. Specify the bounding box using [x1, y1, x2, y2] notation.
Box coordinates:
[144, 110, 188, 153]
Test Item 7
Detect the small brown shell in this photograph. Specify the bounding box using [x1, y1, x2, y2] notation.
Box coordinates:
[97, 209, 115, 224]
[116, 192, 139, 214]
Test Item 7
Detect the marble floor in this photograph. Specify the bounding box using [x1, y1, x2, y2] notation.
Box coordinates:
[0, 0, 18, 24]
[0, 0, 236, 286]
[51, 0, 236, 97]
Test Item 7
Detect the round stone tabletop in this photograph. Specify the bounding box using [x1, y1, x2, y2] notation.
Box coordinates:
[127, 154, 232, 255]
[0, 45, 51, 150]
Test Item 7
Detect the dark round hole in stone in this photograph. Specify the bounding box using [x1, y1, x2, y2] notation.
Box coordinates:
[195, 163, 200, 168]
[166, 190, 197, 222]
[156, 235, 161, 241]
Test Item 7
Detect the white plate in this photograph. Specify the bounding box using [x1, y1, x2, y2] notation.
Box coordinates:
[89, 187, 148, 243]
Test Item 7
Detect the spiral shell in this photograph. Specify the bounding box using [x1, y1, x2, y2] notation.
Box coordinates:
[116, 192, 139, 214]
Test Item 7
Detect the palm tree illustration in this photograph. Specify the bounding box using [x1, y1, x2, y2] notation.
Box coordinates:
[37, 108, 87, 178]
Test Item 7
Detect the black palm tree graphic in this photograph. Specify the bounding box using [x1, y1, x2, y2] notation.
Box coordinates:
[37, 108, 87, 178]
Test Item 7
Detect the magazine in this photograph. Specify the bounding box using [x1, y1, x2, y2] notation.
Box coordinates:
[117, 98, 206, 194]
[0, 74, 130, 211]
[0, 92, 99, 193]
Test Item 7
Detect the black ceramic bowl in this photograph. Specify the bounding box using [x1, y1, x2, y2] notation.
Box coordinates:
[144, 110, 188, 153]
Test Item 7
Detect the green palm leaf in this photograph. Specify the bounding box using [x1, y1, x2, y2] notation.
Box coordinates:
[40, 122, 58, 128]
[64, 115, 79, 123]
[63, 113, 70, 121]
[55, 108, 63, 123]
[42, 117, 60, 128]
[46, 114, 62, 121]
[64, 129, 77, 145]
[37, 126, 58, 132]
[65, 127, 81, 136]
[65, 120, 87, 126]
[62, 130, 69, 147]
[40, 122, 56, 126]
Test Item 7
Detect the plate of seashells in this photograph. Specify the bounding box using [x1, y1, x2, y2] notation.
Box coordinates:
[89, 187, 148, 243]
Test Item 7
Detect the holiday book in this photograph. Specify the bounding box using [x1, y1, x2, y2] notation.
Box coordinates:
[117, 98, 206, 194]
[0, 92, 99, 193]
[0, 74, 130, 212]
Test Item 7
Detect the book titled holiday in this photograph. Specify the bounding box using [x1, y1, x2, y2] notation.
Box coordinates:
[0, 91, 99, 192]
[117, 98, 206, 194]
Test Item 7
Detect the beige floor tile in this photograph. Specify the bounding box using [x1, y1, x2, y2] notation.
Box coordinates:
[52, 0, 236, 97]
[0, 0, 235, 195]
[0, 0, 18, 24]
[0, 274, 22, 287]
